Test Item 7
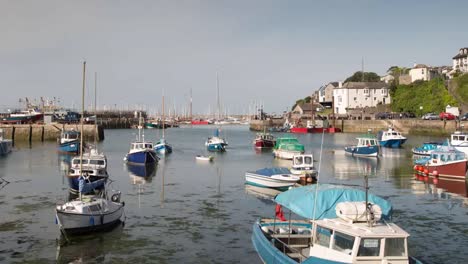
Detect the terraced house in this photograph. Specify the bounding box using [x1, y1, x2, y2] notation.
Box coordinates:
[333, 82, 391, 115]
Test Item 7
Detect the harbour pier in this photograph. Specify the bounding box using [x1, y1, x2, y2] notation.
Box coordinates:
[0, 124, 104, 145]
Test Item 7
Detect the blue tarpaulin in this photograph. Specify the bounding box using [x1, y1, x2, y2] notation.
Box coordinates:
[252, 167, 291, 177]
[274, 184, 393, 220]
[78, 177, 106, 194]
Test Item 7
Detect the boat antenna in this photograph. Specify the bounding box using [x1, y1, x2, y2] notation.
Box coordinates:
[364, 174, 375, 227]
[80, 61, 86, 200]
[311, 128, 325, 244]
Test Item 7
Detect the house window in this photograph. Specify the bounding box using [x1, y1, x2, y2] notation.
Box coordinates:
[374, 97, 376, 101]
[422, 69, 424, 74]
[338, 96, 342, 103]
[354, 97, 357, 101]
[364, 89, 369, 94]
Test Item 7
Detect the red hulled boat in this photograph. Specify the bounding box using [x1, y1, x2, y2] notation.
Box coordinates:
[253, 133, 276, 148]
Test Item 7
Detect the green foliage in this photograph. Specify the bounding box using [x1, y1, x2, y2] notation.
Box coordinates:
[391, 78, 458, 116]
[455, 73, 468, 103]
[292, 96, 312, 110]
[344, 71, 380, 82]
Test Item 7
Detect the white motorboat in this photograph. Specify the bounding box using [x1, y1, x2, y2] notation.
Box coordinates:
[245, 167, 300, 189]
[196, 155, 214, 162]
[56, 192, 124, 235]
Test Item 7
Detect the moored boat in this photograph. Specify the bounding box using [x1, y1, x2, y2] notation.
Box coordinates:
[206, 128, 227, 152]
[377, 127, 407, 148]
[0, 108, 43, 124]
[252, 184, 424, 264]
[273, 137, 305, 160]
[58, 130, 81, 153]
[0, 129, 12, 156]
[254, 132, 276, 148]
[245, 167, 300, 189]
[344, 133, 379, 157]
[154, 95, 173, 155]
[414, 145, 467, 180]
[196, 155, 214, 162]
[125, 117, 159, 165]
[290, 154, 317, 176]
[412, 141, 443, 156]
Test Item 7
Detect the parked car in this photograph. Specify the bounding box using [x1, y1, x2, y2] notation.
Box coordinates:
[375, 112, 392, 119]
[439, 112, 456, 120]
[422, 113, 439, 120]
[460, 113, 468, 121]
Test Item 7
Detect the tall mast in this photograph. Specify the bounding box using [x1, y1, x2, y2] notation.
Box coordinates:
[216, 72, 220, 122]
[94, 72, 98, 149]
[80, 61, 86, 199]
[190, 88, 192, 122]
[162, 93, 165, 139]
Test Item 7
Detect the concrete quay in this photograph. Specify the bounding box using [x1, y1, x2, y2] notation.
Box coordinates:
[0, 124, 104, 145]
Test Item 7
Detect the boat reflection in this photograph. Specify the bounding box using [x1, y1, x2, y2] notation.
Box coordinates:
[56, 224, 123, 262]
[333, 154, 380, 180]
[414, 173, 468, 198]
[127, 163, 157, 185]
[245, 184, 281, 204]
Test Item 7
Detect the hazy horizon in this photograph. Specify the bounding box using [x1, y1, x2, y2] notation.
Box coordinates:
[1, 0, 467, 114]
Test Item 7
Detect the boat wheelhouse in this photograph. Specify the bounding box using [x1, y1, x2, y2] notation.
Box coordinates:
[377, 127, 407, 148]
[450, 131, 468, 156]
[345, 134, 379, 157]
[273, 137, 305, 160]
[68, 148, 108, 194]
[290, 154, 317, 176]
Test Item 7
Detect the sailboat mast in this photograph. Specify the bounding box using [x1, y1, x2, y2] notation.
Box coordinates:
[94, 72, 98, 149]
[80, 61, 86, 199]
[216, 72, 220, 122]
[162, 94, 165, 138]
[190, 88, 192, 123]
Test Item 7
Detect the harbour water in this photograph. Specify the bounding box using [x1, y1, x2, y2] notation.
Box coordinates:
[0, 126, 467, 263]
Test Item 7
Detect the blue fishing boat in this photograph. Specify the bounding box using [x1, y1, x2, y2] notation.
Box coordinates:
[344, 133, 379, 157]
[377, 127, 407, 148]
[125, 121, 158, 165]
[0, 129, 12, 156]
[252, 184, 425, 264]
[412, 141, 444, 156]
[58, 130, 81, 153]
[154, 95, 173, 155]
[205, 128, 227, 152]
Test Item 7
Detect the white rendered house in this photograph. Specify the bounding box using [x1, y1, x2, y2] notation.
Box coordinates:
[333, 82, 391, 115]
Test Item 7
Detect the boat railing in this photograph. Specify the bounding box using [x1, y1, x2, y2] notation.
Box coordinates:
[270, 234, 309, 262]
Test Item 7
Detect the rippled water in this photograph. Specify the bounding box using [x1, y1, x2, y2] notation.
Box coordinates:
[0, 126, 467, 263]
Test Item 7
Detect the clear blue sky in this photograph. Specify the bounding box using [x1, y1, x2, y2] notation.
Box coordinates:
[1, 0, 467, 114]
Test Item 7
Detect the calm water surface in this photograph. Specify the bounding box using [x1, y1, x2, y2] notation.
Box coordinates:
[0, 126, 467, 263]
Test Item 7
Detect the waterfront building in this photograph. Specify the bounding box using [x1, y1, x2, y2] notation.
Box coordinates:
[333, 82, 390, 115]
[452, 47, 468, 74]
[317, 82, 339, 108]
[409, 63, 439, 82]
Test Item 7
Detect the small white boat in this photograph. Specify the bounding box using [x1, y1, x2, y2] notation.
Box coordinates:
[196, 155, 214, 162]
[290, 154, 317, 176]
[245, 167, 300, 189]
[55, 192, 124, 235]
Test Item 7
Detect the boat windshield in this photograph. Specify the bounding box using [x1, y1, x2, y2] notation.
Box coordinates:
[384, 238, 406, 257]
[73, 159, 89, 165]
[67, 134, 79, 139]
[294, 156, 303, 165]
[332, 231, 355, 255]
[304, 156, 312, 165]
[89, 160, 105, 165]
[357, 238, 381, 256]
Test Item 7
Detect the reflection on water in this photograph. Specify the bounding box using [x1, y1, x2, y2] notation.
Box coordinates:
[127, 163, 157, 185]
[1, 128, 467, 263]
[244, 184, 281, 204]
[413, 174, 468, 200]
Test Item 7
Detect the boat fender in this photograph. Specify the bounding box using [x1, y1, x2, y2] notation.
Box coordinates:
[122, 201, 125, 207]
[100, 215, 104, 225]
[89, 217, 95, 226]
[111, 193, 121, 203]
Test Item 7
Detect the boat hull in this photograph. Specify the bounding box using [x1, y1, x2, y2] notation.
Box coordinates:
[191, 120, 209, 125]
[58, 140, 80, 153]
[126, 150, 158, 165]
[344, 145, 378, 157]
[245, 173, 298, 189]
[56, 204, 124, 235]
[255, 139, 276, 148]
[273, 150, 304, 160]
[416, 160, 468, 179]
[0, 140, 12, 155]
[207, 143, 225, 152]
[290, 127, 308, 134]
[379, 139, 406, 148]
[154, 144, 172, 154]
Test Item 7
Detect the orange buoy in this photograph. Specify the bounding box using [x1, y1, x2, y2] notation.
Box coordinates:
[433, 178, 439, 184]
[433, 170, 439, 177]
[423, 169, 429, 175]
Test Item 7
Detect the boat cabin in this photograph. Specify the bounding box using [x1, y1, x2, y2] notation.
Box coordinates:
[429, 147, 466, 164]
[256, 133, 275, 141]
[308, 218, 410, 263]
[357, 137, 378, 147]
[131, 142, 153, 150]
[60, 130, 80, 143]
[451, 131, 468, 145]
[378, 128, 405, 140]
